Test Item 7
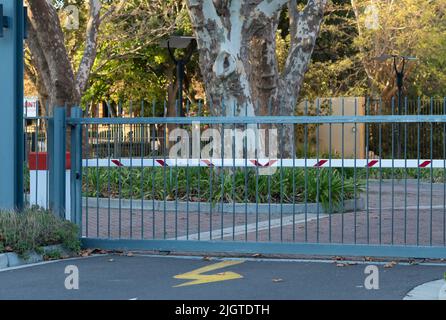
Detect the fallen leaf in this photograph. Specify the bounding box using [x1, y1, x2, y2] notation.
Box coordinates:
[336, 263, 347, 267]
[108, 258, 114, 262]
[202, 256, 212, 261]
[93, 249, 108, 255]
[333, 256, 346, 261]
[252, 254, 262, 258]
[384, 261, 397, 269]
[409, 259, 419, 266]
[80, 249, 94, 257]
[272, 279, 284, 283]
[127, 252, 134, 257]
[91, 249, 107, 255]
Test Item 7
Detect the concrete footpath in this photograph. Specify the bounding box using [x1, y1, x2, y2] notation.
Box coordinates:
[0, 255, 445, 300]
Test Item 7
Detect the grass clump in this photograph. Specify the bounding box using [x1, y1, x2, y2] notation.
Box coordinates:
[0, 208, 80, 256]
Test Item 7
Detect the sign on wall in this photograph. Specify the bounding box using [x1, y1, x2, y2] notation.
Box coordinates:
[24, 97, 38, 117]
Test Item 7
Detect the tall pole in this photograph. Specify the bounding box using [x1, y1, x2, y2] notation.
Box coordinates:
[167, 40, 196, 117]
[176, 60, 185, 117]
[394, 57, 406, 159]
[0, 1, 24, 210]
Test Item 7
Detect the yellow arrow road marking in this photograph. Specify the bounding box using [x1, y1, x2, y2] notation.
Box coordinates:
[173, 260, 244, 287]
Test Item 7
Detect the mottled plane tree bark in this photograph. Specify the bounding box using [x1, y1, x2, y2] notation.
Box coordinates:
[186, 0, 327, 156]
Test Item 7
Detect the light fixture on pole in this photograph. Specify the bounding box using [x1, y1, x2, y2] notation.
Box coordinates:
[373, 54, 418, 158]
[160, 36, 196, 116]
[374, 54, 418, 110]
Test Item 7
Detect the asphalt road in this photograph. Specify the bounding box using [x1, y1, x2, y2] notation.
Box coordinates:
[0, 255, 444, 300]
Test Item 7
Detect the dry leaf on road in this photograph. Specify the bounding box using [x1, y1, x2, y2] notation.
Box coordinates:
[384, 261, 398, 269]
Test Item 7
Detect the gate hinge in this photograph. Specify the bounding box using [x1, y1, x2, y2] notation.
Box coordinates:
[0, 4, 10, 38]
[0, 5, 28, 39]
[23, 6, 28, 39]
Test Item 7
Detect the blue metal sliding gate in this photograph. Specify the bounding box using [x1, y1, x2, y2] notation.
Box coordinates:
[25, 98, 446, 259]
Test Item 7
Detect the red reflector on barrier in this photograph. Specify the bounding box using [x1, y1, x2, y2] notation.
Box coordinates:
[419, 161, 431, 168]
[28, 152, 71, 170]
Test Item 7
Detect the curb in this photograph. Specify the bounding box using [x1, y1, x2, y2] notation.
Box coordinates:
[404, 279, 446, 300]
[0, 245, 73, 270]
[82, 197, 365, 214]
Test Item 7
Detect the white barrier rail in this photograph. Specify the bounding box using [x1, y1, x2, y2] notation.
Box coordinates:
[82, 158, 446, 169]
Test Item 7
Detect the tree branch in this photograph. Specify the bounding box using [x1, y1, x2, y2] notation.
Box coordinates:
[255, 0, 288, 18]
[100, 0, 126, 23]
[288, 0, 298, 40]
[187, 0, 224, 30]
[279, 0, 327, 107]
[75, 0, 102, 98]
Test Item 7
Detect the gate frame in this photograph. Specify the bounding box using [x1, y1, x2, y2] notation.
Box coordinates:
[0, 0, 25, 210]
[68, 113, 446, 259]
[70, 107, 83, 232]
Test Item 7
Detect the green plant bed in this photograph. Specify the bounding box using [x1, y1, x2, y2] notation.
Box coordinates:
[0, 209, 80, 256]
[82, 167, 364, 211]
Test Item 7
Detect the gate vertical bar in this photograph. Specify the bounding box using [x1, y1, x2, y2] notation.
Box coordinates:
[47, 109, 54, 210]
[70, 107, 83, 231]
[52, 107, 66, 219]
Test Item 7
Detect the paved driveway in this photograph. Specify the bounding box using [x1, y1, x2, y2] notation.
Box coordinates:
[0, 255, 444, 300]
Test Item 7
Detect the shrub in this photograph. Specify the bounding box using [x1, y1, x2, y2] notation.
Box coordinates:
[0, 209, 80, 256]
[82, 167, 364, 211]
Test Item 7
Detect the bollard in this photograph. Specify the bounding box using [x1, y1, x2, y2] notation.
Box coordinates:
[29, 152, 72, 219]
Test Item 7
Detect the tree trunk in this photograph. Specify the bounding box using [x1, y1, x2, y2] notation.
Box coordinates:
[187, 0, 327, 157]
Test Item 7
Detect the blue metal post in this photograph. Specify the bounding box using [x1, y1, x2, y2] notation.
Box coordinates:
[52, 107, 66, 218]
[0, 0, 24, 210]
[70, 107, 82, 229]
[47, 114, 54, 209]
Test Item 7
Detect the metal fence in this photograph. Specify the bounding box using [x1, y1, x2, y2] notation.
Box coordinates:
[23, 97, 446, 259]
[368, 98, 446, 159]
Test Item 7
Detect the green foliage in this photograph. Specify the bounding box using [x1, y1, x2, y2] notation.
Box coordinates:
[83, 0, 198, 105]
[25, 0, 446, 107]
[0, 209, 80, 256]
[44, 249, 63, 261]
[82, 167, 364, 212]
[352, 0, 446, 98]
